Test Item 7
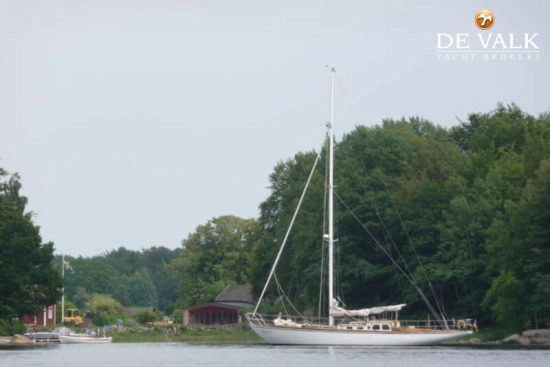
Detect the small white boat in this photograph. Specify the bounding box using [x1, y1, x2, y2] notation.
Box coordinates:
[58, 329, 112, 344]
[25, 327, 73, 343]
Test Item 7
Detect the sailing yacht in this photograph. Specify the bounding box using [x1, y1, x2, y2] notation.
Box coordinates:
[245, 69, 475, 346]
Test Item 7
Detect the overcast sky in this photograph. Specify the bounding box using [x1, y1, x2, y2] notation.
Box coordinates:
[1, 1, 548, 257]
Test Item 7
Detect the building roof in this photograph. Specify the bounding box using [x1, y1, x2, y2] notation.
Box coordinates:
[184, 285, 256, 311]
[186, 302, 240, 312]
[125, 307, 152, 316]
[215, 285, 254, 304]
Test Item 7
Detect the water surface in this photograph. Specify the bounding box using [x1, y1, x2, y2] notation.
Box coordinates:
[0, 343, 548, 367]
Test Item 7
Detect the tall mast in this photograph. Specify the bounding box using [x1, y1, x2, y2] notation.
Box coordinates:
[328, 68, 335, 327]
[62, 255, 65, 323]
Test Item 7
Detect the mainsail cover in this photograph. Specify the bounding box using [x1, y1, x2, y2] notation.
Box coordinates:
[331, 299, 407, 317]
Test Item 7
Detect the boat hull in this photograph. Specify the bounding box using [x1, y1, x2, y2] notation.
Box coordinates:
[58, 335, 112, 344]
[250, 324, 472, 346]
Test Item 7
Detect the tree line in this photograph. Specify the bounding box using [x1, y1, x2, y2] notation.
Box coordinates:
[1, 103, 548, 334]
[249, 103, 550, 332]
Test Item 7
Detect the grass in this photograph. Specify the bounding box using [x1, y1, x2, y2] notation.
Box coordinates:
[174, 329, 263, 343]
[110, 330, 171, 343]
[109, 328, 264, 344]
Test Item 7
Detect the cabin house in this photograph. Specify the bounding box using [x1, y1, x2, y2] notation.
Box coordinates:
[22, 304, 57, 326]
[183, 285, 255, 326]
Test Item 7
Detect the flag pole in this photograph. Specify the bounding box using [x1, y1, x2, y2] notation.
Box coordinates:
[62, 255, 65, 324]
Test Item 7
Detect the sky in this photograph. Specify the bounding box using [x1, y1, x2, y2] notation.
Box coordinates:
[1, 1, 548, 257]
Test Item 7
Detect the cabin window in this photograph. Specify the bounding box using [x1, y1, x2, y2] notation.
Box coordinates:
[372, 325, 380, 330]
[346, 327, 353, 330]
[382, 324, 390, 330]
[357, 327, 363, 330]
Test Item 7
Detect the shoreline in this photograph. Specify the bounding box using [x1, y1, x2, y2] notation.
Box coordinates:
[8, 327, 549, 349]
[2, 339, 549, 350]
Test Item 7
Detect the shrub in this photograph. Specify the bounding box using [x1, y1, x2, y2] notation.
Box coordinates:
[86, 294, 124, 315]
[136, 310, 157, 324]
[0, 319, 27, 336]
[11, 321, 26, 335]
[172, 309, 184, 324]
[0, 319, 11, 336]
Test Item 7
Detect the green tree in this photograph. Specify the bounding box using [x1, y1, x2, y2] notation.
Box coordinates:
[62, 256, 118, 302]
[112, 275, 131, 306]
[103, 246, 142, 275]
[170, 215, 260, 307]
[0, 170, 62, 324]
[142, 246, 180, 310]
[72, 286, 90, 309]
[482, 271, 525, 331]
[333, 119, 466, 315]
[59, 246, 180, 310]
[85, 293, 125, 326]
[86, 294, 124, 315]
[127, 268, 158, 307]
[485, 159, 550, 328]
[249, 106, 550, 331]
[251, 150, 325, 311]
[449, 104, 550, 328]
[431, 172, 500, 319]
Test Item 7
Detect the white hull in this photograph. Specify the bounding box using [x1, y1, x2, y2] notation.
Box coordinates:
[58, 335, 112, 344]
[250, 325, 472, 346]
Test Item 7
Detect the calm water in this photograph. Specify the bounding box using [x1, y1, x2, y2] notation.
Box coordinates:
[0, 343, 548, 367]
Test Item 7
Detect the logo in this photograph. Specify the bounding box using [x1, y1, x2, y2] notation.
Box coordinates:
[475, 10, 495, 30]
[435, 10, 541, 61]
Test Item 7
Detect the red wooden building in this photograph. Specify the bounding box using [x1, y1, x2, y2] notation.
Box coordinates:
[22, 304, 57, 326]
[184, 285, 255, 326]
[185, 303, 241, 325]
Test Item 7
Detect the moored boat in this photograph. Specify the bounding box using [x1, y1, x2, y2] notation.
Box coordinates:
[58, 329, 112, 344]
[25, 326, 72, 343]
[246, 68, 475, 346]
